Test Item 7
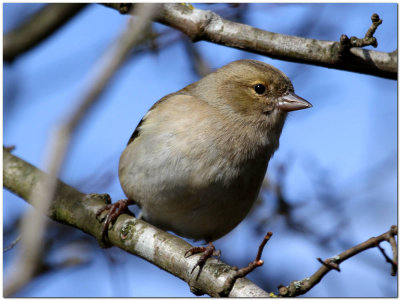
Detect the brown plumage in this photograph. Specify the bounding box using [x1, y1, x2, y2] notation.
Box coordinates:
[116, 59, 312, 242]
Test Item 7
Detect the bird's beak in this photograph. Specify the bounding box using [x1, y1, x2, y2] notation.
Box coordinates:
[277, 92, 312, 112]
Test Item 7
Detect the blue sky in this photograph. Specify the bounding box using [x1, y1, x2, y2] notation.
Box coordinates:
[3, 3, 397, 297]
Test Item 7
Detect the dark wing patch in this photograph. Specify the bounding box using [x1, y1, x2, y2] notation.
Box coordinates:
[126, 93, 182, 146]
[127, 117, 145, 145]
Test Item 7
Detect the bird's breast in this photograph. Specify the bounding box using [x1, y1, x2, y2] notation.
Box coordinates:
[118, 95, 280, 241]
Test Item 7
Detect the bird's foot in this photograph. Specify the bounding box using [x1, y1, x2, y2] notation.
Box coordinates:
[185, 242, 221, 274]
[96, 199, 135, 244]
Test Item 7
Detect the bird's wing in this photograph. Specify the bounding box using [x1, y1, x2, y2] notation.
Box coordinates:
[127, 92, 180, 145]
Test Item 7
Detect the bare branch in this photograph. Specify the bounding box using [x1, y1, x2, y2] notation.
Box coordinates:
[388, 225, 398, 276]
[316, 257, 341, 272]
[279, 225, 398, 297]
[376, 243, 397, 276]
[4, 145, 16, 152]
[339, 13, 383, 52]
[366, 13, 383, 40]
[183, 38, 212, 77]
[102, 3, 133, 14]
[4, 4, 88, 62]
[3, 150, 270, 297]
[103, 4, 397, 79]
[234, 232, 272, 278]
[3, 234, 22, 253]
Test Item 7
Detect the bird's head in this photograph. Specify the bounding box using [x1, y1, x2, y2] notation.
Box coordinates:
[216, 60, 311, 117]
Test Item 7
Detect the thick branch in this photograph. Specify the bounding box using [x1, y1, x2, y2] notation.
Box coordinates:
[103, 4, 397, 80]
[4, 4, 88, 62]
[3, 150, 269, 297]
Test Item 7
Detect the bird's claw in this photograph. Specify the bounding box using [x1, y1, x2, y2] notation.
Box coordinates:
[185, 242, 220, 274]
[184, 246, 206, 258]
[96, 199, 135, 243]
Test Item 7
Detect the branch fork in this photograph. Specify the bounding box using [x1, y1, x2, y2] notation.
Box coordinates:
[339, 13, 383, 53]
[220, 232, 273, 296]
[278, 225, 398, 297]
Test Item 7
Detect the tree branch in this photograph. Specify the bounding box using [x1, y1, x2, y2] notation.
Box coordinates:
[3, 150, 270, 297]
[3, 234, 22, 253]
[103, 3, 397, 80]
[339, 13, 382, 51]
[278, 225, 398, 297]
[4, 3, 88, 62]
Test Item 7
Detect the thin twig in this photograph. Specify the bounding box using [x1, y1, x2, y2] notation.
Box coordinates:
[339, 13, 383, 52]
[235, 232, 272, 278]
[279, 225, 398, 297]
[102, 3, 133, 14]
[256, 232, 273, 261]
[4, 145, 16, 152]
[376, 244, 397, 276]
[220, 232, 273, 296]
[316, 257, 340, 272]
[4, 234, 22, 253]
[4, 4, 88, 62]
[388, 225, 398, 276]
[365, 13, 383, 39]
[183, 38, 212, 77]
[3, 4, 160, 296]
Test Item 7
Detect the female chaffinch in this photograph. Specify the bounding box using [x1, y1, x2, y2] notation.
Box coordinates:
[98, 59, 311, 266]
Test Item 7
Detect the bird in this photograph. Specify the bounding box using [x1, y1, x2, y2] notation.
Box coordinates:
[97, 59, 312, 270]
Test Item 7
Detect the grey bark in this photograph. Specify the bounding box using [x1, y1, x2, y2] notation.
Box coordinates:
[3, 150, 270, 297]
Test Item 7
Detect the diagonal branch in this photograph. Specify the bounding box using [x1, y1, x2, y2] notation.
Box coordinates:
[376, 243, 397, 276]
[3, 150, 269, 297]
[4, 3, 88, 62]
[103, 3, 397, 80]
[278, 225, 398, 297]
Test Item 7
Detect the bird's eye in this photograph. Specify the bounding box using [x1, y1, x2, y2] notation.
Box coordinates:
[254, 84, 266, 94]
